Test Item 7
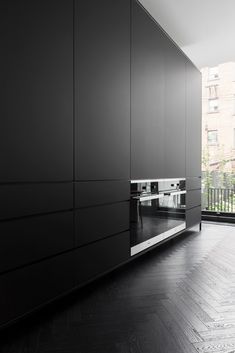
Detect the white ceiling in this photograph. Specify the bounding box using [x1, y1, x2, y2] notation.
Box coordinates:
[140, 0, 235, 69]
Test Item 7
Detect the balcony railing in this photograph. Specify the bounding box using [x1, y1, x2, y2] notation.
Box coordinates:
[204, 188, 235, 213]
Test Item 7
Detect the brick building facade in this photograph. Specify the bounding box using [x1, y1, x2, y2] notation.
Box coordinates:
[201, 62, 235, 174]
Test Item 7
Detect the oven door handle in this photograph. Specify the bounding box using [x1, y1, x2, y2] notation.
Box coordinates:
[164, 190, 186, 196]
[133, 194, 164, 202]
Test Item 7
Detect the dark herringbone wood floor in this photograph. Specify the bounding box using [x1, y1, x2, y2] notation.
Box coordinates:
[1, 222, 235, 353]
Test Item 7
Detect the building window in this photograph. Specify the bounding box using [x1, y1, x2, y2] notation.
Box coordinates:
[208, 85, 218, 99]
[208, 98, 219, 113]
[208, 67, 219, 81]
[207, 130, 218, 145]
[234, 128, 235, 149]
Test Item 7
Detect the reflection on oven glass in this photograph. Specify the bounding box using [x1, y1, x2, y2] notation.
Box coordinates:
[130, 179, 186, 252]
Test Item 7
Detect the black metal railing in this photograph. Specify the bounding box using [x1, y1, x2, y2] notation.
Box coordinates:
[205, 188, 235, 212]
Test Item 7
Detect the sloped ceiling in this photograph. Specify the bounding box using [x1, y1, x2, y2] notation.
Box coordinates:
[139, 0, 235, 69]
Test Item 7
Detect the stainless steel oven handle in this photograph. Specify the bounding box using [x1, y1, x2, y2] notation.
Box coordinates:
[164, 190, 186, 196]
[133, 194, 164, 202]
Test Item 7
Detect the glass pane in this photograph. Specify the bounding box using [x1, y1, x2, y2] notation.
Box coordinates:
[207, 130, 218, 144]
[208, 98, 219, 112]
[208, 66, 219, 80]
[202, 62, 235, 214]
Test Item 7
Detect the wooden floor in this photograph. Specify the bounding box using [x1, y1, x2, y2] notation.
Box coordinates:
[1, 222, 235, 353]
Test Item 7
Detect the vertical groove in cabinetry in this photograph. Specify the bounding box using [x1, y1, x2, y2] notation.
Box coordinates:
[74, 0, 79, 181]
[73, 0, 76, 247]
[73, 0, 76, 184]
[163, 30, 167, 176]
[130, 0, 132, 180]
[185, 61, 187, 180]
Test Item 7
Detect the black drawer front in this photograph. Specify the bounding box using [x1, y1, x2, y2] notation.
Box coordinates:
[187, 189, 201, 209]
[0, 231, 130, 327]
[0, 183, 73, 220]
[0, 251, 74, 327]
[186, 177, 201, 191]
[75, 202, 129, 246]
[73, 231, 130, 285]
[186, 206, 201, 229]
[0, 212, 74, 273]
[75, 181, 130, 208]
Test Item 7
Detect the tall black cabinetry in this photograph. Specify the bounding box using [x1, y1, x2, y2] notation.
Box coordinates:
[1, 0, 74, 328]
[2, 0, 73, 182]
[131, 0, 201, 226]
[75, 0, 130, 180]
[131, 0, 186, 180]
[164, 40, 186, 178]
[185, 62, 202, 228]
[186, 63, 202, 178]
[131, 1, 165, 179]
[1, 0, 131, 328]
[73, 0, 131, 290]
[1, 0, 201, 328]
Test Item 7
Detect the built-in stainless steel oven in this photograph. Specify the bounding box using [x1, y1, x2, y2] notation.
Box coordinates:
[130, 179, 186, 256]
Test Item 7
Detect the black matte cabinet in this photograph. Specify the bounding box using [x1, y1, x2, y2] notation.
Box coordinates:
[75, 0, 130, 180]
[0, 0, 202, 329]
[75, 202, 129, 246]
[0, 252, 74, 326]
[186, 206, 201, 229]
[186, 62, 202, 178]
[164, 41, 186, 178]
[0, 212, 74, 273]
[73, 232, 130, 286]
[131, 0, 165, 179]
[2, 0, 73, 182]
[0, 183, 73, 220]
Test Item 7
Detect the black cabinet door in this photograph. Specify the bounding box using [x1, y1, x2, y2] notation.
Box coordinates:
[75, 0, 130, 180]
[164, 41, 186, 178]
[75, 181, 130, 208]
[131, 0, 165, 180]
[75, 202, 129, 247]
[0, 183, 73, 220]
[0, 251, 74, 327]
[186, 206, 201, 228]
[0, 212, 74, 274]
[73, 232, 130, 286]
[186, 62, 202, 177]
[186, 190, 201, 209]
[2, 0, 73, 182]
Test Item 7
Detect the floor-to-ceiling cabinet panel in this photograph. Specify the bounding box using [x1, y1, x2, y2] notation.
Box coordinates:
[2, 0, 73, 182]
[1, 0, 74, 328]
[186, 62, 202, 178]
[164, 41, 186, 178]
[75, 0, 130, 180]
[185, 61, 201, 228]
[131, 0, 165, 180]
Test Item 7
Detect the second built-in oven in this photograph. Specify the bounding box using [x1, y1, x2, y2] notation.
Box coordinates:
[130, 179, 186, 256]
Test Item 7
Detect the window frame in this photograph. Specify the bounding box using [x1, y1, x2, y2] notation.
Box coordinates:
[208, 66, 219, 81]
[208, 98, 219, 113]
[207, 130, 218, 145]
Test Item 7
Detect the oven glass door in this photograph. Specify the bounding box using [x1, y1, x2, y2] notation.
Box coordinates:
[130, 187, 186, 255]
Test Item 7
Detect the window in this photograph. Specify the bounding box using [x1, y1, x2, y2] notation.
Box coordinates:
[233, 95, 235, 115]
[208, 98, 219, 113]
[208, 66, 219, 81]
[207, 130, 218, 145]
[234, 128, 235, 149]
[208, 85, 218, 99]
[202, 62, 235, 216]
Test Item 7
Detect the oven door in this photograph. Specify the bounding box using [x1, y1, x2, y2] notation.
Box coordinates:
[130, 190, 186, 256]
